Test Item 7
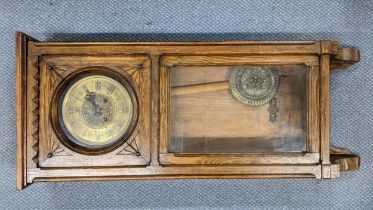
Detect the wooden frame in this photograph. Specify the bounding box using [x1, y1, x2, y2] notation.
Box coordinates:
[159, 56, 319, 165]
[16, 32, 360, 190]
[37, 54, 151, 167]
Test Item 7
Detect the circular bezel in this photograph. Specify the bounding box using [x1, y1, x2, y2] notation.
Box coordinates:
[50, 67, 139, 155]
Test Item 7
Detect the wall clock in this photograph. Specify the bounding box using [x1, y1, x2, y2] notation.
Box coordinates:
[16, 32, 360, 190]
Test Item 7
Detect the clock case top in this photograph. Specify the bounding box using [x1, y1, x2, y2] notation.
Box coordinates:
[16, 32, 360, 190]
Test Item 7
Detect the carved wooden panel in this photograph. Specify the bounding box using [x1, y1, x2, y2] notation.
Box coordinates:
[37, 55, 151, 167]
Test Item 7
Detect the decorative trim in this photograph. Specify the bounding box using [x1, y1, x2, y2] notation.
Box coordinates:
[41, 58, 67, 79]
[117, 135, 141, 156]
[47, 139, 72, 158]
[31, 60, 40, 165]
[268, 97, 279, 123]
[117, 128, 150, 165]
[330, 145, 360, 171]
[118, 62, 145, 84]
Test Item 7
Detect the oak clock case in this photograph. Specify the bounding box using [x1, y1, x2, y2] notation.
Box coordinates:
[16, 32, 361, 190]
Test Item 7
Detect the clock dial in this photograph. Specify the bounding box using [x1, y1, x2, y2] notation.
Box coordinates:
[58, 75, 134, 148]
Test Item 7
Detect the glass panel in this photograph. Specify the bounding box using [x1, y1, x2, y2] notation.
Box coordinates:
[170, 65, 307, 153]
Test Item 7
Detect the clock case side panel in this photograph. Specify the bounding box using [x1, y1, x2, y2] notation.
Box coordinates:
[319, 41, 361, 178]
[16, 32, 39, 190]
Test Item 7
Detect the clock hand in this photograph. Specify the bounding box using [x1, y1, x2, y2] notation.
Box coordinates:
[85, 92, 102, 116]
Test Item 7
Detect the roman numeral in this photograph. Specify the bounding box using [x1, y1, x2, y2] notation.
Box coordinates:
[95, 131, 100, 141]
[71, 121, 79, 128]
[106, 85, 115, 95]
[115, 119, 125, 128]
[106, 129, 113, 137]
[68, 106, 79, 114]
[118, 106, 129, 113]
[82, 129, 87, 137]
[95, 81, 101, 90]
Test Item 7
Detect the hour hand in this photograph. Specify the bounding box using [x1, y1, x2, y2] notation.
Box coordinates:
[84, 92, 102, 116]
[85, 91, 94, 101]
[83, 85, 96, 103]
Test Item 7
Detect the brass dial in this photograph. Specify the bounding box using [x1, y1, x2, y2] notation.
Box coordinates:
[58, 75, 134, 148]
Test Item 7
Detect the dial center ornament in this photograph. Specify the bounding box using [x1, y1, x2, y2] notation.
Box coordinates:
[81, 89, 115, 128]
[57, 74, 136, 151]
